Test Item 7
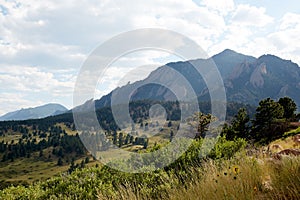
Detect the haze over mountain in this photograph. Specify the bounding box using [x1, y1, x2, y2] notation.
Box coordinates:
[0, 103, 68, 121]
[75, 49, 300, 111]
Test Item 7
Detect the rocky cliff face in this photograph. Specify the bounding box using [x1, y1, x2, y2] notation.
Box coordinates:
[250, 63, 267, 88]
[78, 50, 300, 110]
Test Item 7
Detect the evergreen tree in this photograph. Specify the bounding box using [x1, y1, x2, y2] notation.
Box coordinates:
[118, 132, 123, 147]
[278, 97, 297, 120]
[57, 157, 63, 166]
[113, 132, 117, 145]
[39, 150, 43, 157]
[252, 98, 284, 143]
[129, 135, 134, 144]
[80, 160, 85, 168]
[125, 134, 130, 145]
[170, 130, 174, 142]
[143, 138, 149, 149]
[189, 112, 216, 139]
[230, 108, 250, 140]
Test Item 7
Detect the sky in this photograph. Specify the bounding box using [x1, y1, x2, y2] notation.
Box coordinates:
[0, 0, 299, 115]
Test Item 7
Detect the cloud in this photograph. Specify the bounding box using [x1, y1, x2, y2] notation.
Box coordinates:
[200, 0, 235, 15]
[0, 65, 75, 92]
[0, 0, 299, 115]
[266, 12, 300, 64]
[0, 93, 44, 116]
[210, 11, 300, 66]
[0, 65, 75, 114]
[231, 4, 273, 27]
[0, 0, 226, 70]
[279, 12, 300, 30]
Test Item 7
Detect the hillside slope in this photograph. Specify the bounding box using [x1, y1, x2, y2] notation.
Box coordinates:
[0, 103, 68, 121]
[74, 49, 300, 112]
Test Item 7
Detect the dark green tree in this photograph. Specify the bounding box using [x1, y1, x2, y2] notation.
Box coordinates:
[80, 160, 85, 168]
[189, 112, 216, 139]
[252, 98, 284, 143]
[143, 138, 149, 149]
[129, 135, 134, 144]
[57, 157, 63, 166]
[118, 132, 123, 147]
[39, 150, 43, 157]
[68, 157, 75, 173]
[113, 132, 117, 145]
[170, 130, 174, 142]
[278, 97, 297, 120]
[230, 108, 250, 140]
[144, 123, 149, 131]
[124, 134, 130, 145]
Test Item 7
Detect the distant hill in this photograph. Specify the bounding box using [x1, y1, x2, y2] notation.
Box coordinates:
[74, 49, 300, 111]
[0, 103, 68, 121]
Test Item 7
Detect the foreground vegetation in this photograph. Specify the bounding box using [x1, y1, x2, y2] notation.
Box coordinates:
[0, 149, 299, 200]
[0, 97, 299, 199]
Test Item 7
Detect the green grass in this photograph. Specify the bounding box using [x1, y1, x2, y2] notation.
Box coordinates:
[1, 121, 299, 199]
[167, 155, 300, 200]
[0, 135, 299, 200]
[0, 121, 173, 188]
[283, 126, 300, 138]
[0, 157, 66, 183]
[0, 152, 96, 188]
[99, 154, 300, 200]
[0, 133, 22, 143]
[2, 152, 297, 200]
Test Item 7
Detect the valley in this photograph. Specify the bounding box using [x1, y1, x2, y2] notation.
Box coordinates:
[0, 50, 299, 199]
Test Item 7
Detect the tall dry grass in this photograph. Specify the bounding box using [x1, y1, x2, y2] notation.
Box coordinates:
[168, 155, 300, 200]
[98, 154, 300, 200]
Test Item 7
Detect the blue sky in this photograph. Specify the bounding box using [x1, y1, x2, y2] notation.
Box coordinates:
[0, 0, 299, 115]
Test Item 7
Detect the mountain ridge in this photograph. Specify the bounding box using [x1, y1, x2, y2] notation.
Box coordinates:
[74, 49, 300, 111]
[0, 103, 68, 121]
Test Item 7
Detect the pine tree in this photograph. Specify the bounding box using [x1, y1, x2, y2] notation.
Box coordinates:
[230, 108, 250, 140]
[118, 132, 123, 147]
[278, 97, 297, 120]
[143, 138, 149, 149]
[170, 130, 174, 142]
[39, 150, 43, 157]
[57, 157, 63, 166]
[252, 98, 284, 143]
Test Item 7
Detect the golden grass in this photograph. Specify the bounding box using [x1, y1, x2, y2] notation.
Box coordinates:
[0, 151, 95, 186]
[168, 155, 300, 200]
[269, 135, 300, 151]
[97, 153, 300, 200]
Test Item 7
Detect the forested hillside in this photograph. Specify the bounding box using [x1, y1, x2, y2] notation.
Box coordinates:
[0, 97, 299, 199]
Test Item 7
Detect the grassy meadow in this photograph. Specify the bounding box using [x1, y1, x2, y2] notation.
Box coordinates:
[0, 97, 299, 199]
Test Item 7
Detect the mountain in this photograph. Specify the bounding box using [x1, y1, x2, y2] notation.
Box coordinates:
[76, 49, 300, 111]
[0, 103, 68, 121]
[223, 53, 300, 105]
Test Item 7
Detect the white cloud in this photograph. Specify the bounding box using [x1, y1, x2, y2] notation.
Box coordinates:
[0, 0, 299, 115]
[231, 4, 273, 27]
[0, 0, 226, 69]
[266, 12, 300, 64]
[0, 65, 75, 113]
[0, 65, 74, 92]
[0, 93, 44, 116]
[279, 12, 300, 30]
[200, 0, 235, 15]
[210, 11, 300, 65]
